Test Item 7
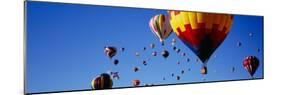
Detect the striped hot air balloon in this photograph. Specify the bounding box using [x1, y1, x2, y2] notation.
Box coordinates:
[149, 14, 173, 45]
[91, 73, 113, 90]
[168, 11, 233, 63]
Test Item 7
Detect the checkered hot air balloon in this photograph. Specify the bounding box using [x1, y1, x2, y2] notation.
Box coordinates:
[149, 14, 173, 45]
[168, 11, 233, 64]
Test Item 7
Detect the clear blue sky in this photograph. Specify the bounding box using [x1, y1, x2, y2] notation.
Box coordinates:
[26, 1, 264, 94]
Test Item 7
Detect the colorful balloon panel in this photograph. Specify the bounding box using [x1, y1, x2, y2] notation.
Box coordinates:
[168, 11, 233, 63]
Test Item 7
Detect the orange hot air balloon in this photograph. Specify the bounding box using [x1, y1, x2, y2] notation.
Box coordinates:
[132, 79, 140, 87]
[168, 11, 233, 64]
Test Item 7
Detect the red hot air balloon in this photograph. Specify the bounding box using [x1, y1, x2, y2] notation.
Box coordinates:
[104, 46, 117, 59]
[132, 80, 140, 87]
[168, 11, 233, 64]
[243, 56, 260, 77]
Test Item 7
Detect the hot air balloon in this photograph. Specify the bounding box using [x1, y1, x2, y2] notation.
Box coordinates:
[257, 48, 260, 52]
[113, 59, 119, 65]
[200, 66, 207, 75]
[91, 73, 113, 90]
[149, 14, 173, 45]
[171, 73, 174, 77]
[132, 80, 140, 87]
[135, 52, 140, 57]
[173, 46, 177, 50]
[177, 61, 180, 65]
[171, 38, 177, 46]
[110, 72, 120, 80]
[237, 42, 242, 47]
[232, 67, 235, 73]
[168, 11, 233, 64]
[249, 32, 253, 37]
[181, 70, 185, 74]
[104, 46, 117, 59]
[186, 58, 190, 62]
[143, 47, 147, 51]
[142, 60, 147, 66]
[161, 50, 169, 58]
[121, 47, 125, 52]
[176, 48, 181, 53]
[181, 52, 186, 56]
[176, 76, 180, 80]
[150, 43, 155, 49]
[134, 67, 139, 72]
[152, 51, 157, 56]
[243, 56, 259, 77]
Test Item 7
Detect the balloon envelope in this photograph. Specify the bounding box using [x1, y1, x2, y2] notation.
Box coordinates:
[168, 11, 233, 63]
[161, 50, 169, 58]
[91, 73, 113, 90]
[243, 56, 259, 77]
[104, 46, 117, 59]
[149, 14, 173, 43]
[132, 80, 140, 87]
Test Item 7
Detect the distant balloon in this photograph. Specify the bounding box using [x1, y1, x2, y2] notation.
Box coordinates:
[142, 60, 147, 66]
[121, 47, 125, 52]
[134, 67, 139, 72]
[176, 76, 180, 80]
[257, 48, 260, 52]
[104, 46, 117, 59]
[132, 80, 140, 87]
[150, 43, 155, 49]
[113, 59, 119, 65]
[181, 52, 186, 56]
[143, 47, 146, 51]
[110, 72, 120, 80]
[249, 32, 253, 37]
[177, 61, 180, 65]
[161, 50, 169, 58]
[200, 66, 207, 75]
[135, 52, 140, 57]
[91, 73, 113, 90]
[232, 67, 235, 73]
[181, 70, 185, 74]
[237, 42, 242, 47]
[176, 49, 181, 53]
[186, 58, 190, 62]
[171, 38, 177, 46]
[173, 46, 177, 51]
[152, 51, 157, 56]
[171, 73, 174, 77]
[243, 56, 259, 77]
[196, 59, 199, 62]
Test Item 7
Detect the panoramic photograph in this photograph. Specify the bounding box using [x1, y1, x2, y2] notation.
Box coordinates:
[25, 1, 263, 94]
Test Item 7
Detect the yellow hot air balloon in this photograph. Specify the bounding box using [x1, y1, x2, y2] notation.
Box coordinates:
[168, 11, 233, 64]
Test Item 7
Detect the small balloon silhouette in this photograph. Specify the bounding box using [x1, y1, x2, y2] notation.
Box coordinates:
[161, 50, 169, 59]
